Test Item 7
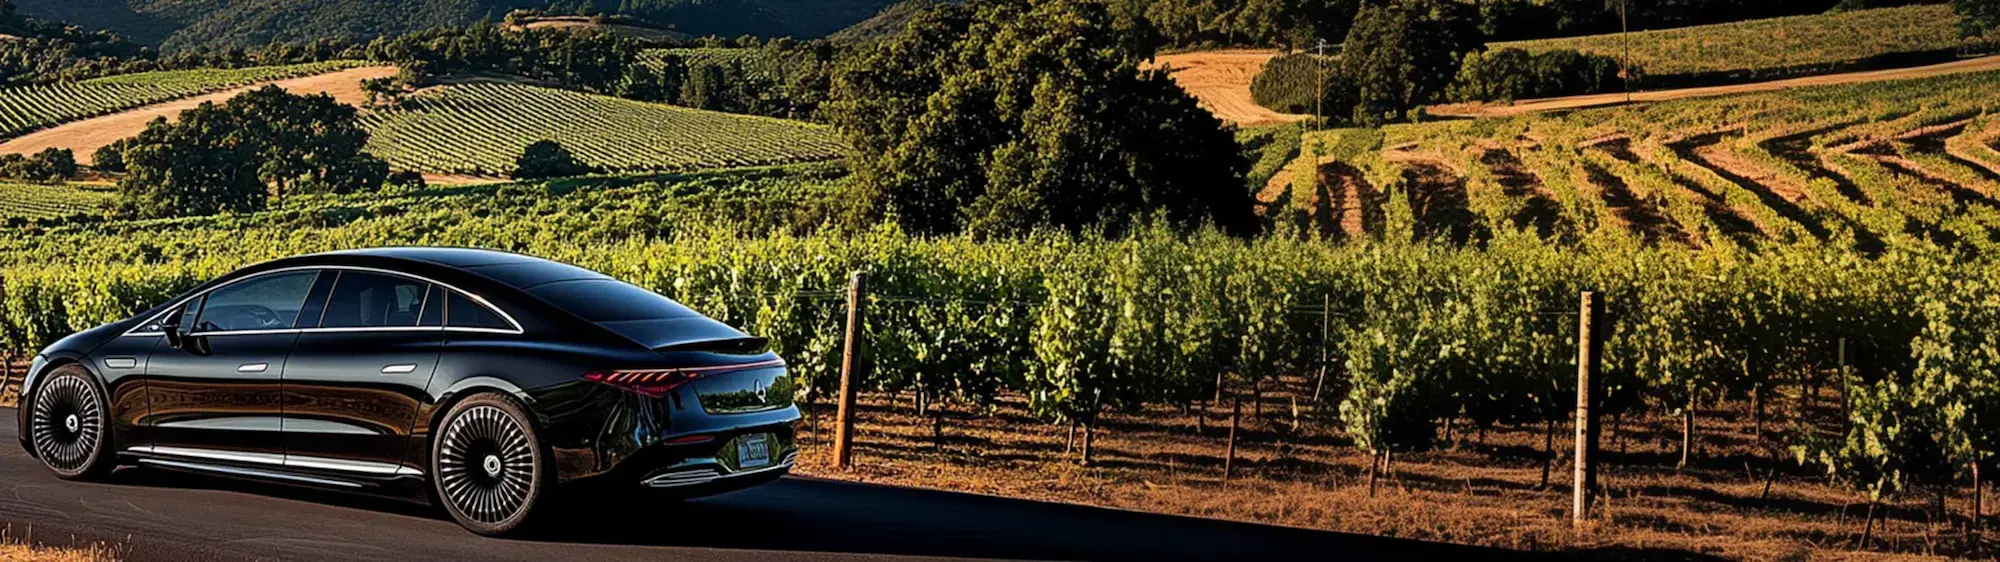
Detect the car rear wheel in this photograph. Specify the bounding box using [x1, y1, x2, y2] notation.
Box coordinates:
[28, 365, 115, 480]
[432, 393, 551, 536]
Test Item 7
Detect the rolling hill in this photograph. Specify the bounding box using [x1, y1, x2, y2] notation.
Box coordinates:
[13, 0, 898, 52]
[359, 82, 844, 177]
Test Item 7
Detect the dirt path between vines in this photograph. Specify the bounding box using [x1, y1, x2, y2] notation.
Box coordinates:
[1433, 54, 2000, 117]
[1151, 50, 1309, 127]
[0, 66, 400, 166]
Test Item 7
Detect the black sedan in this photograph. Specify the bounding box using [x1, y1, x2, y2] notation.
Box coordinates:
[15, 248, 800, 535]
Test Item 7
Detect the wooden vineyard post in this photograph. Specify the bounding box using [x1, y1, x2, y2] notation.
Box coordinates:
[1573, 291, 1605, 528]
[1313, 294, 1330, 403]
[831, 272, 868, 469]
[1225, 399, 1240, 483]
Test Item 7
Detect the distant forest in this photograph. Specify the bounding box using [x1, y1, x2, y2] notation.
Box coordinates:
[9, 0, 1948, 54]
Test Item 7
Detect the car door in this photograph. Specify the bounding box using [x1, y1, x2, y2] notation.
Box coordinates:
[280, 270, 444, 476]
[142, 269, 324, 464]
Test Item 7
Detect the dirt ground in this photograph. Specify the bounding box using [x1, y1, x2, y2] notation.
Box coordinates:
[1431, 55, 2000, 118]
[1151, 50, 1309, 127]
[0, 66, 399, 166]
[794, 377, 1993, 561]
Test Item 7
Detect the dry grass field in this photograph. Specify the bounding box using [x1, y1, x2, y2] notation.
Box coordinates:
[1152, 50, 1309, 127]
[794, 379, 1991, 561]
[0, 66, 398, 166]
[0, 531, 118, 562]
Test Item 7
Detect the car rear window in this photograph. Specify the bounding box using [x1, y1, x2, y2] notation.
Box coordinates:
[527, 279, 699, 323]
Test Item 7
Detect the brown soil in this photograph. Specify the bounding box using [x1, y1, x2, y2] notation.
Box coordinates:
[0, 66, 399, 166]
[796, 378, 1993, 561]
[1433, 55, 2000, 118]
[1687, 138, 1813, 205]
[1150, 50, 1309, 127]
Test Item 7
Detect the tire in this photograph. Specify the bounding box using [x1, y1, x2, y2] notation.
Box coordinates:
[431, 393, 552, 536]
[27, 364, 116, 481]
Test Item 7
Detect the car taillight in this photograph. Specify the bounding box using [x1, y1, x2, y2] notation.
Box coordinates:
[583, 370, 700, 398]
[583, 359, 785, 399]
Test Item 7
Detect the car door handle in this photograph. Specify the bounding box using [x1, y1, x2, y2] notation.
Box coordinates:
[381, 364, 418, 374]
[237, 363, 268, 373]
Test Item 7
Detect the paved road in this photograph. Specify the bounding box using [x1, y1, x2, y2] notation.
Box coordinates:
[0, 408, 1545, 561]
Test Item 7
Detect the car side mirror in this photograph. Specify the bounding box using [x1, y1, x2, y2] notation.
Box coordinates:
[162, 318, 185, 349]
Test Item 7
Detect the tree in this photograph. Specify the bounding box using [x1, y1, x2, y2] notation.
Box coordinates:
[827, 0, 1257, 238]
[513, 140, 592, 179]
[93, 141, 128, 174]
[118, 108, 265, 219]
[1959, 0, 2000, 37]
[116, 86, 388, 218]
[1340, 0, 1481, 124]
[0, 148, 78, 181]
[225, 86, 386, 197]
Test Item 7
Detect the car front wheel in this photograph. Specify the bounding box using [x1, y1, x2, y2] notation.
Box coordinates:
[28, 365, 116, 480]
[432, 392, 552, 536]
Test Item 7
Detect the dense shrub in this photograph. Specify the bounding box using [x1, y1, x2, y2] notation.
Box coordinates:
[1249, 53, 1356, 121]
[1447, 48, 1629, 102]
[513, 140, 593, 179]
[0, 148, 78, 182]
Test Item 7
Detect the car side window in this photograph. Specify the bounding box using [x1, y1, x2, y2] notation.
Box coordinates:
[321, 271, 431, 329]
[192, 271, 320, 333]
[447, 291, 513, 331]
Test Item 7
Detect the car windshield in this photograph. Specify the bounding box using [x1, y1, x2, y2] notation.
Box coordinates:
[526, 279, 699, 323]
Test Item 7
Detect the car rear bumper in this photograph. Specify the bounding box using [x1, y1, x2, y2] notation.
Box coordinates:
[541, 386, 800, 496]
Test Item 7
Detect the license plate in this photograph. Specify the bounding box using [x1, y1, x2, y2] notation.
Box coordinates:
[737, 434, 771, 469]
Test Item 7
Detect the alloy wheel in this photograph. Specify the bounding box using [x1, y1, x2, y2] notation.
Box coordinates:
[437, 405, 537, 525]
[30, 374, 103, 473]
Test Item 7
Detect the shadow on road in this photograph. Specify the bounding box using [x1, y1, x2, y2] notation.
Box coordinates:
[102, 464, 1551, 561]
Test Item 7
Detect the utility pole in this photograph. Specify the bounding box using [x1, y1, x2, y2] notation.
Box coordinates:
[1612, 0, 1633, 104]
[1314, 39, 1329, 130]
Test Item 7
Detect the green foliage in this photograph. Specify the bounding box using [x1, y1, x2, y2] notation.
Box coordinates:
[359, 83, 843, 177]
[1447, 48, 1626, 103]
[0, 148, 78, 182]
[1248, 53, 1355, 121]
[827, 0, 1257, 237]
[116, 86, 388, 218]
[1340, 0, 1480, 125]
[1961, 0, 2000, 37]
[1239, 124, 1303, 191]
[633, 44, 836, 120]
[513, 140, 593, 179]
[0, 181, 113, 223]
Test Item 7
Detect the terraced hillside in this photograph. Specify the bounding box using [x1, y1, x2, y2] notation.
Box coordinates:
[0, 61, 364, 140]
[360, 83, 845, 177]
[1270, 69, 2000, 253]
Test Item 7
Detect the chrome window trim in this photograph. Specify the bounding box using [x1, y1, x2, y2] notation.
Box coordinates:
[121, 264, 525, 338]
